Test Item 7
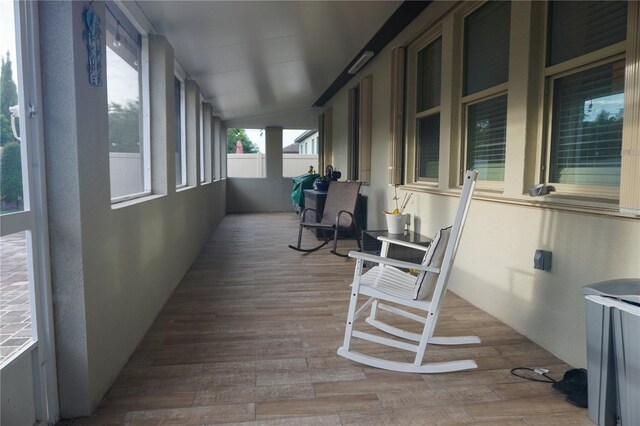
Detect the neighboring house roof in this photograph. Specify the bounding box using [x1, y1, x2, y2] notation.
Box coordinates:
[294, 130, 317, 144]
[282, 143, 299, 153]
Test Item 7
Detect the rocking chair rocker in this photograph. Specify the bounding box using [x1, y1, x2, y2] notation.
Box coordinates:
[288, 181, 362, 257]
[337, 170, 479, 373]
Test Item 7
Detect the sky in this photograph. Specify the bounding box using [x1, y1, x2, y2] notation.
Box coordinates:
[0, 1, 18, 86]
[107, 47, 140, 105]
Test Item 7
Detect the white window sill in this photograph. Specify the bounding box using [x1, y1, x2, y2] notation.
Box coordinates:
[111, 193, 165, 210]
[402, 183, 635, 219]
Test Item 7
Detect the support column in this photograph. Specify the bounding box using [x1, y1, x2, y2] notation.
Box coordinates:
[265, 126, 283, 179]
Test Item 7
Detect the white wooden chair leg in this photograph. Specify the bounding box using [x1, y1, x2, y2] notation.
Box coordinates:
[367, 299, 379, 321]
[341, 260, 364, 351]
[414, 314, 437, 365]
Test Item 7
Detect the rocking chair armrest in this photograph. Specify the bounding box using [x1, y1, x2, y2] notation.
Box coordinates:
[348, 251, 440, 273]
[335, 209, 355, 220]
[334, 210, 356, 228]
[377, 236, 431, 252]
[300, 207, 318, 222]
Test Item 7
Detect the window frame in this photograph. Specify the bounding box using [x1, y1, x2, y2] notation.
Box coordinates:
[406, 30, 443, 185]
[541, 2, 628, 200]
[459, 1, 511, 190]
[107, 2, 151, 204]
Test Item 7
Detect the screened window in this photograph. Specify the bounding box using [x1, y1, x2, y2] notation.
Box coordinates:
[415, 37, 442, 181]
[417, 38, 442, 111]
[547, 1, 627, 67]
[545, 1, 627, 193]
[549, 61, 624, 186]
[462, 1, 510, 183]
[174, 76, 186, 187]
[417, 114, 440, 180]
[106, 1, 148, 201]
[463, 1, 510, 96]
[466, 95, 508, 181]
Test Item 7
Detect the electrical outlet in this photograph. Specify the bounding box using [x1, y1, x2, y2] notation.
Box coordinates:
[534, 250, 552, 271]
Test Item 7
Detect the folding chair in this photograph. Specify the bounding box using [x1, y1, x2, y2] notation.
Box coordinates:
[337, 170, 479, 373]
[288, 181, 362, 257]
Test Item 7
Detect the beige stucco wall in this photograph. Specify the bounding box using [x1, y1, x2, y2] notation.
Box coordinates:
[39, 2, 226, 417]
[324, 0, 640, 367]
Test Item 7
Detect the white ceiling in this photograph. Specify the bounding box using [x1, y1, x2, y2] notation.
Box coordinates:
[134, 0, 402, 129]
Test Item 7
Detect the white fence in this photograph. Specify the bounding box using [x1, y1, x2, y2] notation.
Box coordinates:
[109, 153, 319, 190]
[109, 152, 143, 198]
[227, 153, 318, 178]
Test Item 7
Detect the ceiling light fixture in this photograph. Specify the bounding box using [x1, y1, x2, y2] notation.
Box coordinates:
[347, 51, 374, 75]
[113, 21, 122, 47]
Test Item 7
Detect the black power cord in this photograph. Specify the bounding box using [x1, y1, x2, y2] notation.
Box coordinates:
[510, 367, 557, 383]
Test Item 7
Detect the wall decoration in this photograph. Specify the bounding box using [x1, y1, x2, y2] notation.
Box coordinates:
[83, 2, 102, 86]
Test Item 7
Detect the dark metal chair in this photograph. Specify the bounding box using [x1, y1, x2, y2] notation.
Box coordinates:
[288, 181, 362, 257]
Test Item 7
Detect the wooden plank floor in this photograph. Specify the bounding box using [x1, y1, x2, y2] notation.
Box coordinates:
[62, 213, 593, 425]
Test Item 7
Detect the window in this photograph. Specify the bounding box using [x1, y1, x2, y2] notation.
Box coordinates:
[466, 95, 508, 182]
[201, 102, 212, 183]
[213, 116, 221, 181]
[199, 97, 205, 183]
[547, 1, 627, 67]
[348, 84, 360, 181]
[174, 75, 186, 187]
[416, 37, 442, 181]
[347, 76, 372, 183]
[462, 1, 510, 184]
[545, 1, 627, 195]
[106, 1, 149, 201]
[549, 61, 624, 186]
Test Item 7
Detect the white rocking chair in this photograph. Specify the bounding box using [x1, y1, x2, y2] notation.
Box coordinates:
[337, 170, 479, 373]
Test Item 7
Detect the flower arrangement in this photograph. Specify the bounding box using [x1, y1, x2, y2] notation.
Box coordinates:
[384, 185, 412, 216]
[383, 186, 413, 234]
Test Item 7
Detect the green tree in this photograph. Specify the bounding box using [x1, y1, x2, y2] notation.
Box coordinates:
[227, 128, 260, 153]
[0, 142, 23, 209]
[1, 52, 19, 146]
[108, 100, 140, 152]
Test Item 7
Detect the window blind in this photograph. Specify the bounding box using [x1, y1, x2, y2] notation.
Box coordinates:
[549, 60, 625, 186]
[417, 114, 440, 180]
[548, 1, 627, 67]
[466, 95, 508, 181]
[463, 1, 511, 96]
[417, 38, 442, 112]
